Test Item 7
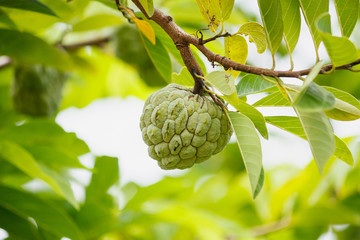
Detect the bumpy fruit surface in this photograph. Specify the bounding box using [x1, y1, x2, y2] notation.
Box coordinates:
[11, 64, 67, 117]
[140, 84, 233, 170]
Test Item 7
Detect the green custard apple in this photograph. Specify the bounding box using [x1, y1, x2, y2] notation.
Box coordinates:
[140, 84, 233, 170]
[11, 64, 68, 117]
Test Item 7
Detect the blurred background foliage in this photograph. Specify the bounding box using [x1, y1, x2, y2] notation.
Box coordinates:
[0, 0, 359, 239]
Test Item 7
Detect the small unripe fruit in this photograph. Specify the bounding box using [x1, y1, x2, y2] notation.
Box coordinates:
[140, 84, 232, 170]
[11, 64, 67, 117]
[114, 25, 166, 87]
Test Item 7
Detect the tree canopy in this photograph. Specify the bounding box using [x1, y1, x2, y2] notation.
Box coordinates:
[0, 0, 360, 239]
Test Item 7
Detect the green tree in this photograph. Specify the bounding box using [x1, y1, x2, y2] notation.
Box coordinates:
[0, 0, 359, 239]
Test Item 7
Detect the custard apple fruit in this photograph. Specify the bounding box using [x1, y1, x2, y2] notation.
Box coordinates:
[140, 84, 233, 170]
[11, 64, 68, 117]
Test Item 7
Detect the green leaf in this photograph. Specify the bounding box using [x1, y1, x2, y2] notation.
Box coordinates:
[0, 0, 57, 16]
[95, 0, 118, 9]
[0, 29, 70, 70]
[298, 61, 324, 91]
[334, 0, 359, 37]
[86, 156, 119, 203]
[38, 164, 79, 208]
[0, 185, 83, 240]
[333, 137, 354, 166]
[295, 110, 335, 173]
[316, 14, 358, 66]
[316, 22, 357, 67]
[257, 0, 283, 57]
[294, 206, 359, 226]
[139, 0, 154, 17]
[254, 85, 360, 121]
[298, 0, 329, 54]
[25, 146, 88, 170]
[237, 74, 275, 97]
[252, 72, 336, 112]
[221, 0, 235, 20]
[224, 95, 268, 139]
[227, 111, 263, 198]
[295, 83, 335, 111]
[147, 21, 184, 66]
[322, 35, 358, 67]
[253, 91, 290, 107]
[205, 71, 236, 95]
[194, 0, 235, 33]
[72, 14, 123, 32]
[253, 167, 265, 198]
[224, 34, 248, 78]
[194, 0, 220, 33]
[0, 206, 41, 240]
[0, 9, 17, 29]
[75, 202, 117, 239]
[266, 116, 342, 169]
[0, 140, 78, 208]
[280, 0, 301, 53]
[323, 87, 360, 121]
[316, 11, 331, 33]
[294, 62, 336, 111]
[141, 33, 172, 83]
[0, 120, 89, 158]
[75, 157, 119, 239]
[172, 67, 193, 87]
[237, 22, 267, 54]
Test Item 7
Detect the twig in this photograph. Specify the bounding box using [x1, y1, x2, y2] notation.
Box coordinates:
[62, 36, 110, 50]
[115, 0, 135, 23]
[132, 0, 207, 94]
[199, 32, 232, 44]
[130, 0, 207, 94]
[251, 217, 291, 237]
[128, 0, 360, 80]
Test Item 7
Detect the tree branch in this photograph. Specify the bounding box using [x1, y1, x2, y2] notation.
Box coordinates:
[129, 0, 360, 80]
[62, 36, 110, 50]
[198, 32, 232, 45]
[138, 3, 206, 94]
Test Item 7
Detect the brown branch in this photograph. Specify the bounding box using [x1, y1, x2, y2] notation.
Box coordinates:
[130, 0, 360, 80]
[199, 32, 232, 45]
[131, 0, 206, 94]
[62, 36, 110, 50]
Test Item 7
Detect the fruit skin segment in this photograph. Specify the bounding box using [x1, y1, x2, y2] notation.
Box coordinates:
[140, 84, 233, 170]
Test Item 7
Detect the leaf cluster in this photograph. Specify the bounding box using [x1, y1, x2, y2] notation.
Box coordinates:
[0, 1, 359, 239]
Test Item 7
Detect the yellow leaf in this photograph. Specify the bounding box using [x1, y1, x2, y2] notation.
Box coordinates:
[195, 0, 221, 33]
[194, 0, 234, 33]
[224, 35, 248, 78]
[125, 8, 156, 45]
[237, 22, 267, 54]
